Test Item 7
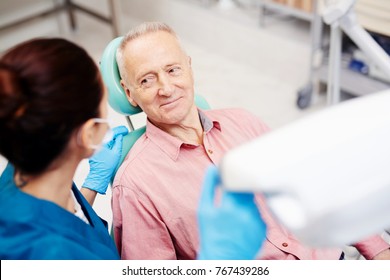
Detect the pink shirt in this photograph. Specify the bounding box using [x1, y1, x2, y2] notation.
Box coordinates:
[112, 108, 389, 260]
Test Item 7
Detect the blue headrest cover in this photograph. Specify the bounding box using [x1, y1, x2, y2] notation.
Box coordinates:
[100, 36, 142, 115]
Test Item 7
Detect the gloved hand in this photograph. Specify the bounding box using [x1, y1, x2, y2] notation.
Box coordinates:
[197, 165, 267, 260]
[82, 125, 128, 194]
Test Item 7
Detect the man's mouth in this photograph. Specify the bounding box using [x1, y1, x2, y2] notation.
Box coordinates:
[160, 97, 181, 108]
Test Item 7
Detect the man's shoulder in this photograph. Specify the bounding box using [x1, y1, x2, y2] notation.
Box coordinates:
[125, 133, 150, 160]
[113, 135, 148, 181]
[113, 134, 164, 189]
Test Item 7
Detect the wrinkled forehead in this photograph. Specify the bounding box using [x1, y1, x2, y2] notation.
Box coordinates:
[124, 31, 189, 78]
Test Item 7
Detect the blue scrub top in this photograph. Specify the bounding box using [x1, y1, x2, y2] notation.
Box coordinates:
[0, 163, 120, 260]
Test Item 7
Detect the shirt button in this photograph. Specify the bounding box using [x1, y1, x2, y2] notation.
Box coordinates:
[282, 242, 288, 247]
[207, 149, 213, 154]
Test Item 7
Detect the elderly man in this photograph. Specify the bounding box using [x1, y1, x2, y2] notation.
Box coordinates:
[112, 21, 390, 260]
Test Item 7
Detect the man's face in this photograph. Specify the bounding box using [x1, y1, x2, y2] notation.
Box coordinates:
[121, 31, 195, 126]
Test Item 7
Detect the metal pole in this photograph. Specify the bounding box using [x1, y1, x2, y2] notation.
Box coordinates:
[340, 12, 390, 78]
[327, 22, 342, 105]
[108, 0, 121, 37]
[126, 116, 135, 131]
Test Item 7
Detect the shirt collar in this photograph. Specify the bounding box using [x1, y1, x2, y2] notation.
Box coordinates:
[145, 109, 221, 161]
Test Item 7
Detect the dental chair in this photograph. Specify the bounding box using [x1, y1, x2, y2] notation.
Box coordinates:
[99, 36, 211, 181]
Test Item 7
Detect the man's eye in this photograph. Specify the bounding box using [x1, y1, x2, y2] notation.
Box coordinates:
[169, 67, 182, 75]
[140, 76, 155, 87]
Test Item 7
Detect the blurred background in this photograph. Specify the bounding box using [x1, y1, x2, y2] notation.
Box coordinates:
[1, 0, 389, 258]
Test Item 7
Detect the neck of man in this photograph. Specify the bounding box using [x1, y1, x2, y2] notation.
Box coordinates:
[155, 106, 204, 145]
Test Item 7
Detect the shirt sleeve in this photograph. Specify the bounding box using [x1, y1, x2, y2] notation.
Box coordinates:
[112, 184, 177, 260]
[353, 234, 390, 259]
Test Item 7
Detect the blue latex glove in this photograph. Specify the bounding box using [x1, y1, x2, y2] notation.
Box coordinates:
[82, 125, 128, 194]
[197, 165, 267, 260]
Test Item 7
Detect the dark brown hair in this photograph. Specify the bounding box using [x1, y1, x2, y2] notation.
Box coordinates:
[0, 38, 103, 174]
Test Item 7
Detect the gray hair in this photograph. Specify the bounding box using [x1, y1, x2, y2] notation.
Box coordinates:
[116, 22, 181, 85]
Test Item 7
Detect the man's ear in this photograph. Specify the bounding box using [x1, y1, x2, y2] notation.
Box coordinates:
[120, 79, 138, 107]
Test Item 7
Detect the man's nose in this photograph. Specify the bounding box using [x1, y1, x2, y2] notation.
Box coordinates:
[157, 73, 174, 96]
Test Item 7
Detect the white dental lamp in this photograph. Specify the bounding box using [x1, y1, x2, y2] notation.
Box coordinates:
[219, 0, 390, 247]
